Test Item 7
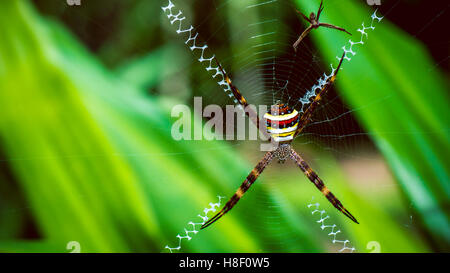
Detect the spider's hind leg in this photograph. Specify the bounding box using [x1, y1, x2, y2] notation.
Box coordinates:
[201, 151, 275, 229]
[290, 148, 359, 224]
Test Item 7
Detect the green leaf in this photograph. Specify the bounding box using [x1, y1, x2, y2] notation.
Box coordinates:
[295, 0, 450, 250]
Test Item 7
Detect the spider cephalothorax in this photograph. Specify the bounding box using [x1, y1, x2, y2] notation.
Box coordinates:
[309, 12, 318, 26]
[273, 143, 291, 164]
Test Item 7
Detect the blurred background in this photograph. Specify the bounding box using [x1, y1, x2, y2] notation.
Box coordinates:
[0, 0, 448, 253]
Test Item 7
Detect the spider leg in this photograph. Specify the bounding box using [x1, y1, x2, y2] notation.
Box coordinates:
[319, 23, 352, 36]
[215, 58, 249, 108]
[289, 148, 359, 224]
[295, 9, 312, 24]
[293, 25, 313, 52]
[214, 58, 270, 140]
[201, 151, 275, 229]
[317, 0, 324, 20]
[294, 53, 345, 137]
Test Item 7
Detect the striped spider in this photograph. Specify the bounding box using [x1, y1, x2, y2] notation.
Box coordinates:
[201, 53, 359, 229]
[293, 0, 351, 51]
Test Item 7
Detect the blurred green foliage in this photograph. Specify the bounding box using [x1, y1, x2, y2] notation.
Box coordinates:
[0, 0, 447, 252]
[295, 0, 450, 249]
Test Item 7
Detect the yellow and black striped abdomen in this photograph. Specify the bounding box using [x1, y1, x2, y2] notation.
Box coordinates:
[264, 104, 299, 142]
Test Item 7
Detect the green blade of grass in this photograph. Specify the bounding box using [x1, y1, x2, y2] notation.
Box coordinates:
[0, 0, 320, 252]
[295, 0, 450, 250]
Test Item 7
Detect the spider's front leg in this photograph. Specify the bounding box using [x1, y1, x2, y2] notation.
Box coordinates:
[316, 0, 324, 21]
[293, 25, 313, 52]
[318, 23, 352, 36]
[294, 52, 345, 137]
[290, 147, 359, 224]
[214, 58, 270, 141]
[201, 151, 275, 229]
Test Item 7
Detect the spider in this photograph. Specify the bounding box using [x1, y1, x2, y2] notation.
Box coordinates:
[293, 0, 351, 51]
[201, 52, 358, 229]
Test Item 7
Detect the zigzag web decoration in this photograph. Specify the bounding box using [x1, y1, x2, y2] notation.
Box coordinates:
[161, 0, 244, 113]
[302, 10, 383, 253]
[307, 197, 356, 253]
[162, 1, 383, 253]
[165, 196, 224, 253]
[162, 0, 383, 117]
[295, 10, 383, 113]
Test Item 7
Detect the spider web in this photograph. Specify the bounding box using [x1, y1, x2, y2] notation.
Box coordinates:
[162, 0, 386, 150]
[0, 0, 446, 254]
[161, 0, 386, 253]
[307, 197, 356, 253]
[165, 196, 224, 253]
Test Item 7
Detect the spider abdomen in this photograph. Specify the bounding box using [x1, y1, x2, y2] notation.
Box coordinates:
[264, 104, 299, 142]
